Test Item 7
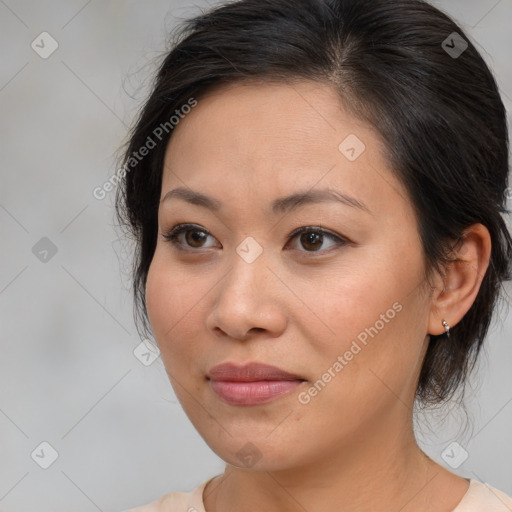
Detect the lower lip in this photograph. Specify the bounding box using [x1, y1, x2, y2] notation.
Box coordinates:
[209, 379, 305, 405]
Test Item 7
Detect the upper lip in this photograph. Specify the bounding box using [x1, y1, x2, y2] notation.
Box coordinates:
[207, 362, 305, 382]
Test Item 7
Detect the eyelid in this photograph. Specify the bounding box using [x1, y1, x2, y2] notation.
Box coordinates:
[287, 225, 349, 244]
[161, 223, 351, 253]
[161, 223, 218, 250]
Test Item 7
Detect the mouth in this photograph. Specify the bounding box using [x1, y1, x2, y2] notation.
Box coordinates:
[207, 362, 307, 406]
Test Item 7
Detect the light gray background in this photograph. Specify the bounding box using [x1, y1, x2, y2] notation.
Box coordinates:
[1, 1, 511, 511]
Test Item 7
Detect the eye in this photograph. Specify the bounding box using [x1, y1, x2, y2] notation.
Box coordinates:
[162, 223, 349, 254]
[161, 224, 218, 250]
[286, 226, 349, 253]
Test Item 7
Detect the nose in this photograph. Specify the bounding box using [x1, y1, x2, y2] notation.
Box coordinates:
[206, 248, 287, 342]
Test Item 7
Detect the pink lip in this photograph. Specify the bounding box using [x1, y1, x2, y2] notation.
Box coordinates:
[207, 362, 306, 406]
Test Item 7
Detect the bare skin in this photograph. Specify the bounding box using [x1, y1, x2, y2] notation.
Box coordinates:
[145, 79, 491, 512]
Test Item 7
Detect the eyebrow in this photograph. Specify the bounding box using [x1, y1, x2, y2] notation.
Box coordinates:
[160, 186, 371, 215]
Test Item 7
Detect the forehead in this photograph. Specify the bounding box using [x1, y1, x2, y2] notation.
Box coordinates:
[160, 80, 409, 218]
[165, 80, 353, 165]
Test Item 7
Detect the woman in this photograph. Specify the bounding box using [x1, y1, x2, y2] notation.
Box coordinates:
[117, 0, 512, 510]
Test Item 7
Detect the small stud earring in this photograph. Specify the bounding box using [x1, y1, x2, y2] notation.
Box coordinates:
[442, 320, 451, 338]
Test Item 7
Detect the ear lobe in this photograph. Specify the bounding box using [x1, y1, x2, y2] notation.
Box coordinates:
[427, 223, 491, 336]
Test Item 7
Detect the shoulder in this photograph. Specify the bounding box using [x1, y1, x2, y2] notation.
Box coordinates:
[453, 479, 512, 511]
[121, 490, 196, 512]
[122, 476, 215, 512]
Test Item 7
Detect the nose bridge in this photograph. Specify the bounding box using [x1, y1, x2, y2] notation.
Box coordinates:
[207, 239, 285, 339]
[223, 239, 268, 302]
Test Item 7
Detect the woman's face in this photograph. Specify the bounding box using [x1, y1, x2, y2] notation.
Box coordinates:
[146, 80, 434, 471]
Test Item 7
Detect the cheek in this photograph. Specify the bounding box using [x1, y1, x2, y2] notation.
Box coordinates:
[145, 254, 206, 362]
[145, 256, 170, 339]
[296, 250, 411, 352]
[306, 242, 428, 385]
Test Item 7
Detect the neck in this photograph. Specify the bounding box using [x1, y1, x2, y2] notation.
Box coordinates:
[204, 412, 443, 512]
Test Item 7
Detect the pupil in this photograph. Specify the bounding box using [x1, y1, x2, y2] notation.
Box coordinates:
[302, 232, 322, 251]
[187, 230, 207, 247]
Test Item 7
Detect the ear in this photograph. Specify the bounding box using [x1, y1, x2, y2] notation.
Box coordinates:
[427, 223, 492, 336]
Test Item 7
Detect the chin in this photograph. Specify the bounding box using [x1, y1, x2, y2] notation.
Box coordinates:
[198, 428, 303, 472]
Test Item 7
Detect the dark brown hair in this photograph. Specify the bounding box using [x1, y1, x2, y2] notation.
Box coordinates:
[115, 0, 512, 406]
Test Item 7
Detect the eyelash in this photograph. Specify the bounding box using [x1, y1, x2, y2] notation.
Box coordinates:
[161, 223, 350, 255]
